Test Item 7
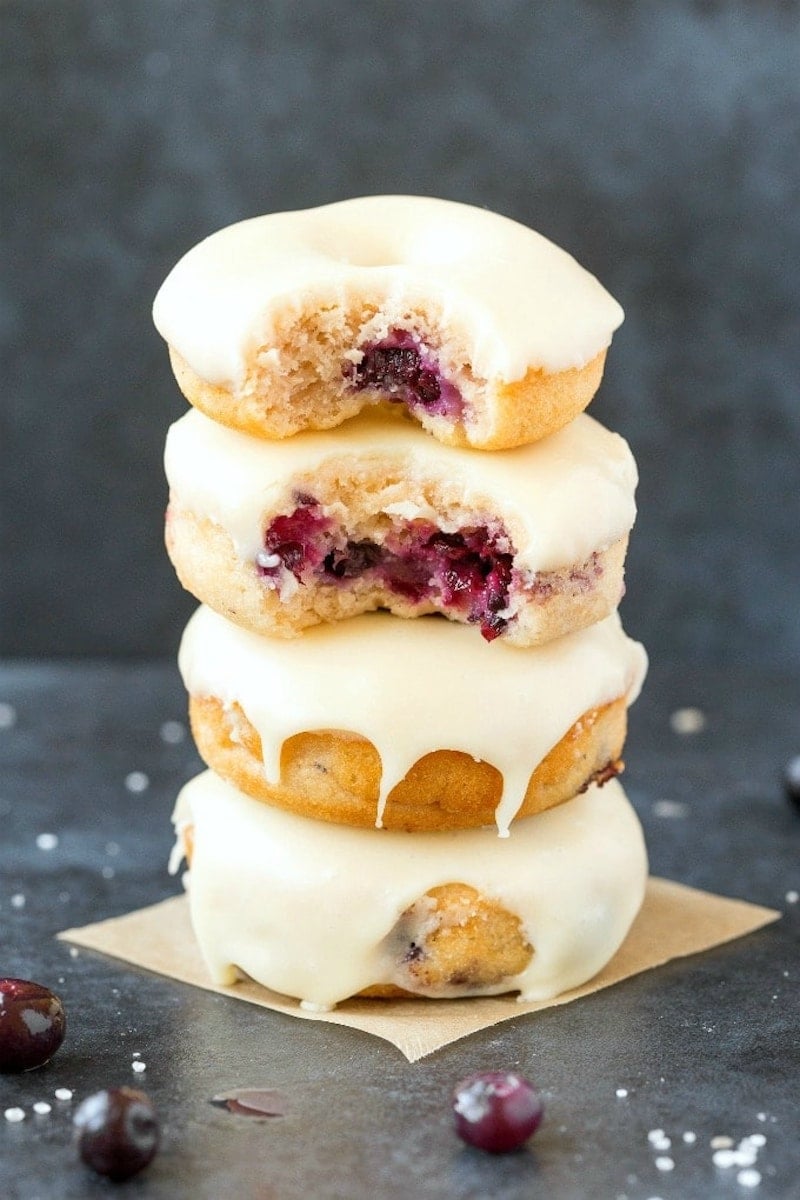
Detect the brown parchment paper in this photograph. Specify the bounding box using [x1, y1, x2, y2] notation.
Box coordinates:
[58, 878, 778, 1063]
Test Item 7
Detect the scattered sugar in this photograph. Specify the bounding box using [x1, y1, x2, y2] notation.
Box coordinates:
[4, 1107, 25, 1122]
[0, 703, 17, 730]
[124, 771, 149, 794]
[105, 841, 121, 856]
[756, 1113, 767, 1122]
[653, 799, 689, 819]
[738, 1168, 762, 1188]
[10, 893, 25, 909]
[32, 1101, 51, 1115]
[132, 1060, 146, 1074]
[713, 1149, 739, 1168]
[647, 1129, 666, 1145]
[58, 891, 70, 903]
[159, 719, 186, 744]
[748, 1134, 766, 1148]
[651, 1135, 671, 1152]
[786, 890, 798, 904]
[54, 1088, 73, 1101]
[670, 706, 706, 734]
[132, 1051, 141, 1058]
[101, 865, 115, 879]
[711, 1135, 734, 1149]
[35, 832, 59, 851]
[615, 1087, 628, 1098]
[654, 1156, 674, 1172]
[682, 1131, 697, 1144]
[69, 947, 79, 958]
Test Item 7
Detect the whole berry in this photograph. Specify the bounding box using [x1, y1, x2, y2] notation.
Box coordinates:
[452, 1071, 544, 1153]
[784, 756, 800, 811]
[0, 978, 66, 1072]
[74, 1087, 159, 1181]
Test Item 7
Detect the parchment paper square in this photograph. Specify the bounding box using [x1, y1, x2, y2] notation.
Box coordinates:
[58, 878, 779, 1062]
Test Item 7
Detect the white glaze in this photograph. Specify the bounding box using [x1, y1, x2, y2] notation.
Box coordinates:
[164, 407, 638, 573]
[172, 772, 647, 1008]
[178, 606, 647, 835]
[153, 196, 623, 383]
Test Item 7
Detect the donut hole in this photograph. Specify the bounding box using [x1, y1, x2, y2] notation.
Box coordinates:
[305, 225, 407, 269]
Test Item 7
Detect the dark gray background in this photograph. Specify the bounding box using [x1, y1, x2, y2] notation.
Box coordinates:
[3, 0, 799, 663]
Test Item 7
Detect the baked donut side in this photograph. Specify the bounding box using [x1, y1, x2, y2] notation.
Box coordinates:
[178, 816, 533, 999]
[187, 693, 627, 833]
[167, 337, 608, 452]
[171, 771, 648, 1007]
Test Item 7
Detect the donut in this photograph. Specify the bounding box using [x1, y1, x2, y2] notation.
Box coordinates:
[164, 407, 638, 647]
[153, 195, 623, 451]
[171, 771, 648, 1008]
[178, 606, 648, 835]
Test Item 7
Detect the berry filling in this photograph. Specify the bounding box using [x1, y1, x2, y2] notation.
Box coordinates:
[345, 329, 464, 421]
[257, 498, 514, 641]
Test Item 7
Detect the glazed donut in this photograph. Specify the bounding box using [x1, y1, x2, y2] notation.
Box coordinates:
[178, 606, 648, 835]
[153, 196, 623, 451]
[171, 771, 648, 1008]
[164, 407, 638, 648]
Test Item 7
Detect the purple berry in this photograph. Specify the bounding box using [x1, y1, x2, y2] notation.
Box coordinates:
[74, 1087, 159, 1181]
[0, 978, 66, 1072]
[784, 756, 800, 811]
[452, 1071, 544, 1153]
[259, 498, 332, 582]
[348, 330, 464, 420]
[258, 501, 515, 641]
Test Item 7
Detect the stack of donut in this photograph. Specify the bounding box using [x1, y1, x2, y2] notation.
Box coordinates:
[154, 196, 649, 1011]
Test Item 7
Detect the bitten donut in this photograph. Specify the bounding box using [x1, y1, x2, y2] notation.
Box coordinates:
[171, 771, 648, 1008]
[178, 606, 647, 835]
[165, 407, 638, 647]
[153, 195, 623, 451]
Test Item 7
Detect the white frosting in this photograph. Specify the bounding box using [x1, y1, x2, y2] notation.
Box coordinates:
[178, 606, 647, 835]
[152, 196, 623, 383]
[172, 771, 647, 1008]
[164, 407, 638, 573]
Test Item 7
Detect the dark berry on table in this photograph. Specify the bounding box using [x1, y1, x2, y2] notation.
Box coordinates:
[784, 756, 800, 811]
[0, 978, 66, 1072]
[452, 1071, 544, 1153]
[74, 1087, 159, 1181]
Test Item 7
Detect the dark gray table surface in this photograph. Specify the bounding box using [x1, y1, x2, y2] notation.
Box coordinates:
[0, 657, 798, 1199]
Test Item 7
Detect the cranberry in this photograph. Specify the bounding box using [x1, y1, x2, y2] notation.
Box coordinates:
[259, 503, 514, 641]
[348, 330, 464, 420]
[259, 499, 332, 582]
[452, 1071, 544, 1153]
[74, 1087, 159, 1181]
[784, 756, 800, 811]
[0, 978, 66, 1072]
[417, 525, 513, 640]
[323, 539, 383, 579]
